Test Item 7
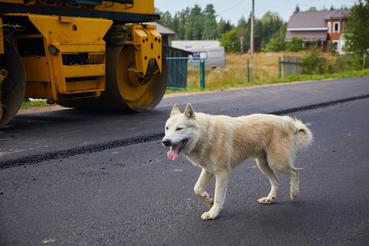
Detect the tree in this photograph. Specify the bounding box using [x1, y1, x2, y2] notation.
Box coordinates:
[260, 11, 284, 46]
[171, 14, 180, 40]
[343, 0, 369, 58]
[162, 11, 172, 28]
[177, 8, 190, 40]
[202, 4, 218, 40]
[308, 7, 317, 11]
[237, 16, 248, 30]
[294, 5, 300, 14]
[263, 36, 286, 52]
[217, 18, 233, 38]
[220, 29, 240, 52]
[286, 36, 305, 51]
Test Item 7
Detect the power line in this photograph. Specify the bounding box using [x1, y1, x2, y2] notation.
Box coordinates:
[218, 0, 247, 16]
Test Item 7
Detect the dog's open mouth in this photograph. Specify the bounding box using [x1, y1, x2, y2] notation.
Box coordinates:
[167, 139, 188, 161]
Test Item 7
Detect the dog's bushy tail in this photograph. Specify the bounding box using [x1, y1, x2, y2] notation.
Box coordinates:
[293, 118, 313, 149]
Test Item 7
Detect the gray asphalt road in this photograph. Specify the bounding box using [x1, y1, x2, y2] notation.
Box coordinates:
[1, 77, 369, 245]
[1, 77, 369, 167]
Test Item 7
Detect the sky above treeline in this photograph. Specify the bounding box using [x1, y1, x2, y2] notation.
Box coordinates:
[155, 0, 353, 25]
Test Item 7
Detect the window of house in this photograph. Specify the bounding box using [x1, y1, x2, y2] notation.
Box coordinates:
[333, 22, 340, 33]
[328, 22, 331, 33]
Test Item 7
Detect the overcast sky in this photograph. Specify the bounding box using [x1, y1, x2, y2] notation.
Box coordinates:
[155, 0, 354, 25]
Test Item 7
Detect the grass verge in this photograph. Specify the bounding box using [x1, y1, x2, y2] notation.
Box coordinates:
[21, 99, 50, 109]
[166, 69, 369, 94]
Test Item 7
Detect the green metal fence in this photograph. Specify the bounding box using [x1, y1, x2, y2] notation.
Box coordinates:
[166, 57, 205, 90]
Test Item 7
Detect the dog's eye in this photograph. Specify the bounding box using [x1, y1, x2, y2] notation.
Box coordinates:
[165, 127, 169, 130]
[176, 127, 183, 131]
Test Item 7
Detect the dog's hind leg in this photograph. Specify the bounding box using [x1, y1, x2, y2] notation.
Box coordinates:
[256, 154, 280, 204]
[201, 170, 229, 220]
[289, 168, 299, 200]
[194, 168, 215, 207]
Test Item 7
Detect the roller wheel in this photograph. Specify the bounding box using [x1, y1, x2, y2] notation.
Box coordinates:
[0, 39, 27, 128]
[57, 45, 168, 112]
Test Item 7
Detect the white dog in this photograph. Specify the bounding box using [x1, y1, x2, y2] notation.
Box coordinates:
[162, 103, 312, 220]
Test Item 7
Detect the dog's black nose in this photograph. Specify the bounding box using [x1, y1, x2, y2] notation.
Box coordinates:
[162, 140, 171, 147]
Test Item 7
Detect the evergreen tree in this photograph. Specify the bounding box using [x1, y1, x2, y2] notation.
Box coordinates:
[202, 4, 218, 40]
[185, 4, 204, 40]
[171, 14, 180, 40]
[260, 11, 284, 46]
[217, 19, 233, 38]
[178, 8, 190, 40]
[294, 5, 300, 14]
[237, 16, 248, 30]
[162, 11, 172, 28]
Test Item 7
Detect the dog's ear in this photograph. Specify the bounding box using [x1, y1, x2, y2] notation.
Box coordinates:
[171, 104, 181, 116]
[184, 103, 196, 119]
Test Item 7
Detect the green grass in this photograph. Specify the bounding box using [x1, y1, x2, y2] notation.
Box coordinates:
[21, 99, 50, 109]
[165, 69, 369, 94]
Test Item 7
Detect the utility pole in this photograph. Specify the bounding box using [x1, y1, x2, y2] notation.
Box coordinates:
[250, 0, 254, 56]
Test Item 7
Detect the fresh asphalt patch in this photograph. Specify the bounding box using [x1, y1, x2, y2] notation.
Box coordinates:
[1, 94, 369, 169]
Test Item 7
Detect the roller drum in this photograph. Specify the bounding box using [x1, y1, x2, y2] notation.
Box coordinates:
[0, 39, 26, 128]
[57, 45, 168, 112]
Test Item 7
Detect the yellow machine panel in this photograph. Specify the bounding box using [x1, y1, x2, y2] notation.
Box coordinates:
[96, 1, 155, 14]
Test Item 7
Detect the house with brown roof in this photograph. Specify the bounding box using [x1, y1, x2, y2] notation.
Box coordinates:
[285, 10, 349, 54]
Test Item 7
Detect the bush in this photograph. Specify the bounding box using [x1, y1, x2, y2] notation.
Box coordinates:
[263, 36, 286, 52]
[286, 36, 305, 52]
[336, 55, 362, 71]
[220, 29, 241, 53]
[301, 46, 324, 74]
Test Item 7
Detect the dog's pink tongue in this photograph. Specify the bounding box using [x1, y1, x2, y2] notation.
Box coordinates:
[167, 143, 180, 161]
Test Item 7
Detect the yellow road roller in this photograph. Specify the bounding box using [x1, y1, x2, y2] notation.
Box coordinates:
[0, 0, 168, 127]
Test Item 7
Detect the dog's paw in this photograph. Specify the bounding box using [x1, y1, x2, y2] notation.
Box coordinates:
[290, 187, 299, 200]
[257, 195, 275, 204]
[201, 210, 218, 220]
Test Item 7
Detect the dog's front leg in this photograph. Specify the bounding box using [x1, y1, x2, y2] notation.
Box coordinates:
[194, 168, 215, 207]
[201, 170, 229, 220]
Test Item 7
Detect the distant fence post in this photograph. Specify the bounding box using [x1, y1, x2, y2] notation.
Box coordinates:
[279, 57, 281, 78]
[200, 59, 205, 88]
[282, 56, 302, 77]
[247, 58, 250, 82]
[363, 54, 367, 70]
